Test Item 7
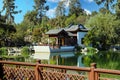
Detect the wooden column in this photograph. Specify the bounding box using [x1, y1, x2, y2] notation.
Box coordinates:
[62, 38, 64, 46]
[89, 63, 97, 80]
[35, 60, 43, 80]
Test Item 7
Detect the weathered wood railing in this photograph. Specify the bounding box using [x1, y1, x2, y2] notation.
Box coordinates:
[0, 60, 120, 80]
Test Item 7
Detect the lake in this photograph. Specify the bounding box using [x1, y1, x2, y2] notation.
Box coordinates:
[32, 52, 84, 67]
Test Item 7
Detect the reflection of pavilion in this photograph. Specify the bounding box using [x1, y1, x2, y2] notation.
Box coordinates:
[46, 24, 88, 48]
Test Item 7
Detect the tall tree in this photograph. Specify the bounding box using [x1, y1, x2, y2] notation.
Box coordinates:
[94, 0, 114, 11]
[55, 1, 66, 28]
[69, 0, 83, 16]
[55, 1, 66, 17]
[115, 0, 120, 19]
[33, 0, 49, 23]
[23, 11, 38, 26]
[0, 23, 16, 46]
[0, 0, 21, 24]
[115, 0, 120, 43]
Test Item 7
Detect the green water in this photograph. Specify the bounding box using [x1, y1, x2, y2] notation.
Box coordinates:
[46, 51, 120, 79]
[50, 52, 78, 66]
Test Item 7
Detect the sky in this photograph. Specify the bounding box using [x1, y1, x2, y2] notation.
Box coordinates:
[0, 0, 103, 24]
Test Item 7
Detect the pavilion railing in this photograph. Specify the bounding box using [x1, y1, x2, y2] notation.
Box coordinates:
[0, 60, 120, 80]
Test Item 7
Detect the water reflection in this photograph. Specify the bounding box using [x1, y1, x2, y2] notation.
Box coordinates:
[33, 52, 84, 67]
[51, 52, 76, 66]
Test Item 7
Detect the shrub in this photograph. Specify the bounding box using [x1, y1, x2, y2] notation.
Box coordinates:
[21, 47, 30, 57]
[0, 47, 8, 56]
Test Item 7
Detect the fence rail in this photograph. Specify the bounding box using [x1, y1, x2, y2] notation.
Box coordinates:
[0, 60, 120, 80]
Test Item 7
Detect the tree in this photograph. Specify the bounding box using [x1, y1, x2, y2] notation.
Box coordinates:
[55, 1, 66, 28]
[65, 14, 76, 26]
[84, 13, 119, 50]
[33, 0, 49, 23]
[32, 27, 42, 42]
[91, 11, 98, 16]
[13, 23, 29, 46]
[69, 0, 84, 16]
[94, 0, 115, 11]
[23, 11, 38, 26]
[0, 0, 21, 24]
[55, 1, 66, 17]
[0, 23, 16, 47]
[115, 0, 120, 19]
[99, 8, 109, 14]
[75, 15, 89, 25]
[0, 14, 6, 23]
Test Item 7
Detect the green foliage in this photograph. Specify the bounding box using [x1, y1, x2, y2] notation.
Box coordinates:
[65, 14, 76, 26]
[55, 16, 66, 28]
[32, 25, 43, 42]
[75, 15, 88, 25]
[83, 56, 92, 67]
[0, 0, 21, 24]
[21, 47, 30, 57]
[55, 1, 65, 17]
[69, 0, 83, 16]
[23, 11, 38, 26]
[33, 0, 49, 23]
[94, 0, 115, 11]
[0, 23, 16, 47]
[83, 51, 120, 70]
[50, 59, 57, 65]
[82, 51, 120, 78]
[93, 51, 120, 69]
[85, 47, 98, 55]
[0, 47, 8, 55]
[115, 0, 120, 19]
[84, 13, 119, 50]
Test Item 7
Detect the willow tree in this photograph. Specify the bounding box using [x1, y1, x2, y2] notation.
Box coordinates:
[0, 0, 21, 24]
[84, 13, 119, 50]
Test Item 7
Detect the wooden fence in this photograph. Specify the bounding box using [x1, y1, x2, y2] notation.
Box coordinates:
[0, 60, 120, 80]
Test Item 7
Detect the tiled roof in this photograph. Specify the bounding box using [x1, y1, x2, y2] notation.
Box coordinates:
[46, 24, 88, 35]
[46, 28, 64, 35]
[65, 24, 88, 32]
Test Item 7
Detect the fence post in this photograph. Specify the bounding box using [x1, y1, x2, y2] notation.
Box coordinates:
[35, 60, 42, 80]
[89, 63, 96, 80]
[0, 58, 3, 80]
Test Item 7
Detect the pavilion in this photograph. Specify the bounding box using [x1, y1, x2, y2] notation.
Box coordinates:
[46, 24, 88, 47]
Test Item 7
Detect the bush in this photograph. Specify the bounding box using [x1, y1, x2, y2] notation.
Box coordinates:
[21, 47, 30, 57]
[86, 47, 98, 55]
[83, 56, 93, 67]
[0, 47, 8, 56]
